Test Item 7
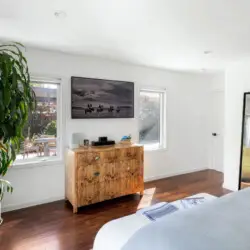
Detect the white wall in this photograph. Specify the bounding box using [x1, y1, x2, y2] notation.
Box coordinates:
[223, 59, 250, 191]
[211, 74, 225, 91]
[3, 48, 217, 211]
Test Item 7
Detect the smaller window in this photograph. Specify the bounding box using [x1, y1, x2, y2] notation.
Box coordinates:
[15, 77, 61, 164]
[139, 88, 166, 150]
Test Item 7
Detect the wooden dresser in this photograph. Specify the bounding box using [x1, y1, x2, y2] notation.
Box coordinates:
[65, 144, 144, 213]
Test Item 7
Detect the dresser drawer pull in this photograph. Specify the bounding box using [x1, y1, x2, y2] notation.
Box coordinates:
[94, 172, 100, 177]
[95, 156, 100, 161]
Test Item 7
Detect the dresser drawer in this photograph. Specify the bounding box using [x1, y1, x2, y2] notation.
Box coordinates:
[77, 150, 117, 167]
[116, 147, 140, 161]
[102, 163, 120, 182]
[77, 163, 120, 186]
[119, 160, 142, 179]
[77, 182, 101, 206]
[78, 164, 104, 185]
[99, 150, 117, 163]
[77, 152, 101, 167]
[100, 180, 121, 200]
[120, 176, 144, 195]
[77, 179, 122, 206]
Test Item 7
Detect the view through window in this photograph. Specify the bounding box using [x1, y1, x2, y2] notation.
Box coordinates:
[139, 89, 166, 150]
[16, 80, 59, 162]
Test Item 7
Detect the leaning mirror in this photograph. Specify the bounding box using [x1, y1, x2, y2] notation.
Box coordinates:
[239, 92, 250, 189]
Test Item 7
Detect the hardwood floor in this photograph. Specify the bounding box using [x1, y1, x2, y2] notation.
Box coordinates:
[0, 170, 230, 250]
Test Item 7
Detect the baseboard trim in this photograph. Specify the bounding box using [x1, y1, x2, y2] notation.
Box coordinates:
[2, 196, 65, 213]
[144, 167, 208, 182]
[2, 168, 209, 212]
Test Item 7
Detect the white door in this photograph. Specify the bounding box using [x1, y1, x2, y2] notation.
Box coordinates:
[211, 91, 224, 172]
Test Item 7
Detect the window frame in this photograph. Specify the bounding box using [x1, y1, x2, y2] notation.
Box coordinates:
[139, 87, 167, 151]
[13, 76, 63, 167]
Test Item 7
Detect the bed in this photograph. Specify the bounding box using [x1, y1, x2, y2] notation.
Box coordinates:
[122, 188, 250, 250]
[93, 193, 216, 250]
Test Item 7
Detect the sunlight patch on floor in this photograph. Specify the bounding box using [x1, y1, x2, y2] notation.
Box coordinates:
[137, 187, 156, 210]
[12, 234, 60, 250]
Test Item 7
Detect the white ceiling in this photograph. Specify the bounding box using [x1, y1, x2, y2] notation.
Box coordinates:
[1, 0, 250, 72]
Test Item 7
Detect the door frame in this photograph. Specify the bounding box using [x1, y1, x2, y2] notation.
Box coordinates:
[238, 92, 250, 190]
[210, 89, 224, 172]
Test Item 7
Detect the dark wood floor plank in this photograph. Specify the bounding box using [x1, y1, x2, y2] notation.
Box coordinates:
[0, 170, 230, 250]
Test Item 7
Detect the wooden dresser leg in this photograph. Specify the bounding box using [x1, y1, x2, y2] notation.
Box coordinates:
[73, 206, 78, 214]
[139, 190, 144, 196]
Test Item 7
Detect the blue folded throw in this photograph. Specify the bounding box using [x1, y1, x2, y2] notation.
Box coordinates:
[142, 203, 178, 221]
[137, 197, 206, 221]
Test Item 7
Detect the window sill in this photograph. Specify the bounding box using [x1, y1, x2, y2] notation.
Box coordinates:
[143, 145, 167, 152]
[12, 158, 64, 170]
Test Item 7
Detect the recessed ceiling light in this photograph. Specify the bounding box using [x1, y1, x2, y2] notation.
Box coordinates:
[204, 50, 213, 55]
[54, 11, 67, 19]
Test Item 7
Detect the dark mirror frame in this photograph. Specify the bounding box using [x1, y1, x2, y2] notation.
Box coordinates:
[238, 92, 250, 190]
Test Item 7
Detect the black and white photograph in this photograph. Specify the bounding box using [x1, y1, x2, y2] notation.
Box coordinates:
[71, 77, 134, 119]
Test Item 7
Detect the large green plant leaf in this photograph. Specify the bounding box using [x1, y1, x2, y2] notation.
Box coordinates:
[0, 42, 36, 202]
[0, 179, 13, 201]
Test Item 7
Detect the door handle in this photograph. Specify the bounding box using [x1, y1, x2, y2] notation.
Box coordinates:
[212, 133, 219, 137]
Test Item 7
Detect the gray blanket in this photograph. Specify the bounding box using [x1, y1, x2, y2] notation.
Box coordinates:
[122, 188, 250, 250]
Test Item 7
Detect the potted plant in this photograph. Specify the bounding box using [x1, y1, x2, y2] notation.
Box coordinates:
[0, 43, 36, 224]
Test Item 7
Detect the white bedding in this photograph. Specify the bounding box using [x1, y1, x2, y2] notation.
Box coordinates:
[122, 188, 250, 250]
[93, 193, 215, 250]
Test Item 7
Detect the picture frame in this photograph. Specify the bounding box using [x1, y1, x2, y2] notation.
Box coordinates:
[71, 77, 134, 119]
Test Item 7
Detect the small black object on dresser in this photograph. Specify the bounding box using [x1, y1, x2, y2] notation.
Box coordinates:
[91, 137, 115, 146]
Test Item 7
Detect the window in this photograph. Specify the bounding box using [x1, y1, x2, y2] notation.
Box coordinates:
[139, 88, 166, 150]
[15, 77, 61, 164]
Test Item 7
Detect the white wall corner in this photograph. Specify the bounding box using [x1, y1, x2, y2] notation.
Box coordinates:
[222, 182, 237, 192]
